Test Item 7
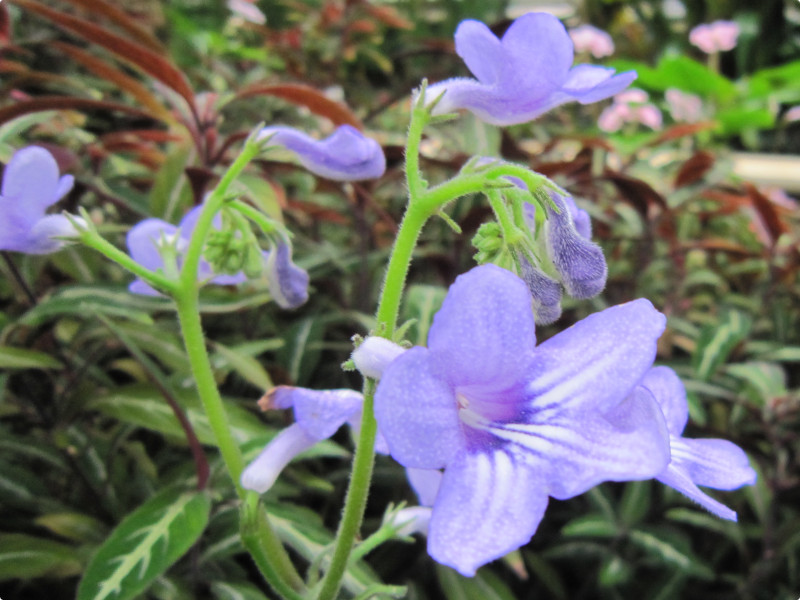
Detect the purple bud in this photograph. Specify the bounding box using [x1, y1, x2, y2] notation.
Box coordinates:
[545, 192, 607, 299]
[518, 256, 563, 325]
[259, 125, 385, 181]
[266, 242, 309, 309]
[351, 336, 406, 380]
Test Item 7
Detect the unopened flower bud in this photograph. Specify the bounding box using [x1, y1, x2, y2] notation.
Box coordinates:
[352, 336, 406, 380]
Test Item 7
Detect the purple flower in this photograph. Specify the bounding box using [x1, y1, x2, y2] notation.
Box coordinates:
[689, 20, 739, 54]
[0, 146, 81, 254]
[569, 24, 615, 58]
[126, 206, 247, 296]
[639, 366, 757, 520]
[374, 264, 670, 575]
[265, 242, 309, 309]
[258, 125, 385, 181]
[241, 386, 389, 493]
[425, 13, 636, 126]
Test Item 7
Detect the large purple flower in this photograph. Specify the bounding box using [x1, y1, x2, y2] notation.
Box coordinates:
[258, 125, 386, 181]
[0, 146, 81, 254]
[425, 13, 636, 126]
[639, 366, 756, 520]
[374, 264, 670, 575]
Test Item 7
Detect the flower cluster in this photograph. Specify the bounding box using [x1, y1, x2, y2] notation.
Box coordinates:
[598, 89, 663, 133]
[424, 13, 636, 126]
[665, 88, 704, 123]
[689, 20, 740, 54]
[0, 146, 83, 254]
[569, 24, 615, 58]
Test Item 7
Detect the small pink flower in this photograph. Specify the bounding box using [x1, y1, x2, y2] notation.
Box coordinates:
[665, 88, 703, 123]
[598, 89, 662, 132]
[689, 20, 739, 54]
[783, 105, 800, 123]
[569, 24, 615, 58]
[227, 0, 266, 25]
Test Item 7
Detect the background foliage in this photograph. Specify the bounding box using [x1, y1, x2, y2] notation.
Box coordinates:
[1, 0, 799, 598]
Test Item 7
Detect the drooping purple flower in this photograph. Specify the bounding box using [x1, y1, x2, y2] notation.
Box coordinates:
[258, 125, 386, 181]
[241, 386, 389, 493]
[639, 366, 757, 520]
[374, 264, 670, 575]
[424, 13, 636, 126]
[126, 206, 247, 296]
[544, 192, 607, 299]
[0, 146, 82, 254]
[265, 242, 309, 309]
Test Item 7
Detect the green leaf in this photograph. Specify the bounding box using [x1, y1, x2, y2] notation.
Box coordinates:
[725, 362, 787, 406]
[35, 512, 108, 544]
[77, 487, 211, 600]
[402, 284, 446, 347]
[561, 514, 619, 538]
[277, 317, 325, 385]
[435, 565, 516, 600]
[212, 341, 278, 390]
[618, 481, 652, 527]
[629, 529, 713, 579]
[0, 533, 82, 580]
[150, 140, 192, 222]
[211, 581, 271, 600]
[86, 383, 268, 446]
[692, 309, 752, 380]
[0, 346, 62, 369]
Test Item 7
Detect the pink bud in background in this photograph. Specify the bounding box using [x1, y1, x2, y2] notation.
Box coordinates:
[783, 105, 800, 123]
[665, 89, 704, 123]
[689, 20, 740, 53]
[569, 24, 615, 58]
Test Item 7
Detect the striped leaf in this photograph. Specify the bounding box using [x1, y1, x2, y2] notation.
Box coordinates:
[692, 309, 751, 380]
[77, 487, 210, 600]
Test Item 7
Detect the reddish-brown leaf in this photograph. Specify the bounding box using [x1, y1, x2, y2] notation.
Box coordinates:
[674, 150, 715, 188]
[0, 96, 153, 127]
[101, 129, 182, 145]
[685, 238, 758, 257]
[361, 4, 414, 30]
[236, 83, 362, 128]
[0, 59, 28, 74]
[603, 169, 668, 217]
[56, 0, 164, 53]
[647, 121, 716, 145]
[12, 0, 195, 107]
[0, 3, 11, 46]
[53, 41, 173, 122]
[745, 182, 790, 245]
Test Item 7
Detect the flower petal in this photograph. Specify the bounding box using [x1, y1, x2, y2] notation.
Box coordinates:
[259, 125, 385, 181]
[428, 264, 535, 391]
[374, 346, 462, 469]
[673, 438, 756, 491]
[488, 386, 670, 499]
[657, 464, 738, 521]
[267, 387, 364, 440]
[127, 218, 174, 272]
[407, 467, 443, 507]
[526, 298, 666, 415]
[641, 366, 689, 435]
[25, 214, 83, 254]
[454, 20, 505, 85]
[1, 147, 61, 220]
[241, 423, 318, 493]
[266, 243, 309, 309]
[427, 448, 548, 576]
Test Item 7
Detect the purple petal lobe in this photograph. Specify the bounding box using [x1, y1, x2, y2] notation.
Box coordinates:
[673, 438, 756, 491]
[641, 366, 689, 435]
[260, 125, 385, 181]
[25, 214, 83, 254]
[454, 20, 504, 84]
[289, 388, 364, 440]
[266, 243, 309, 309]
[545, 193, 607, 299]
[126, 218, 177, 295]
[427, 449, 548, 577]
[374, 347, 462, 469]
[657, 465, 738, 521]
[428, 264, 535, 390]
[407, 467, 443, 507]
[527, 299, 666, 415]
[1, 146, 61, 217]
[241, 423, 317, 493]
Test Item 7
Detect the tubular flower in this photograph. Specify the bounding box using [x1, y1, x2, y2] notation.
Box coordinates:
[689, 20, 740, 54]
[258, 125, 386, 181]
[374, 264, 670, 575]
[241, 386, 389, 493]
[0, 146, 83, 254]
[265, 242, 309, 309]
[638, 366, 757, 520]
[424, 13, 636, 126]
[569, 24, 615, 58]
[518, 192, 606, 324]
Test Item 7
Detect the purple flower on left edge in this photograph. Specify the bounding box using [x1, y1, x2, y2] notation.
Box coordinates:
[0, 146, 83, 254]
[374, 264, 670, 576]
[258, 125, 385, 181]
[425, 13, 636, 126]
[638, 366, 756, 520]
